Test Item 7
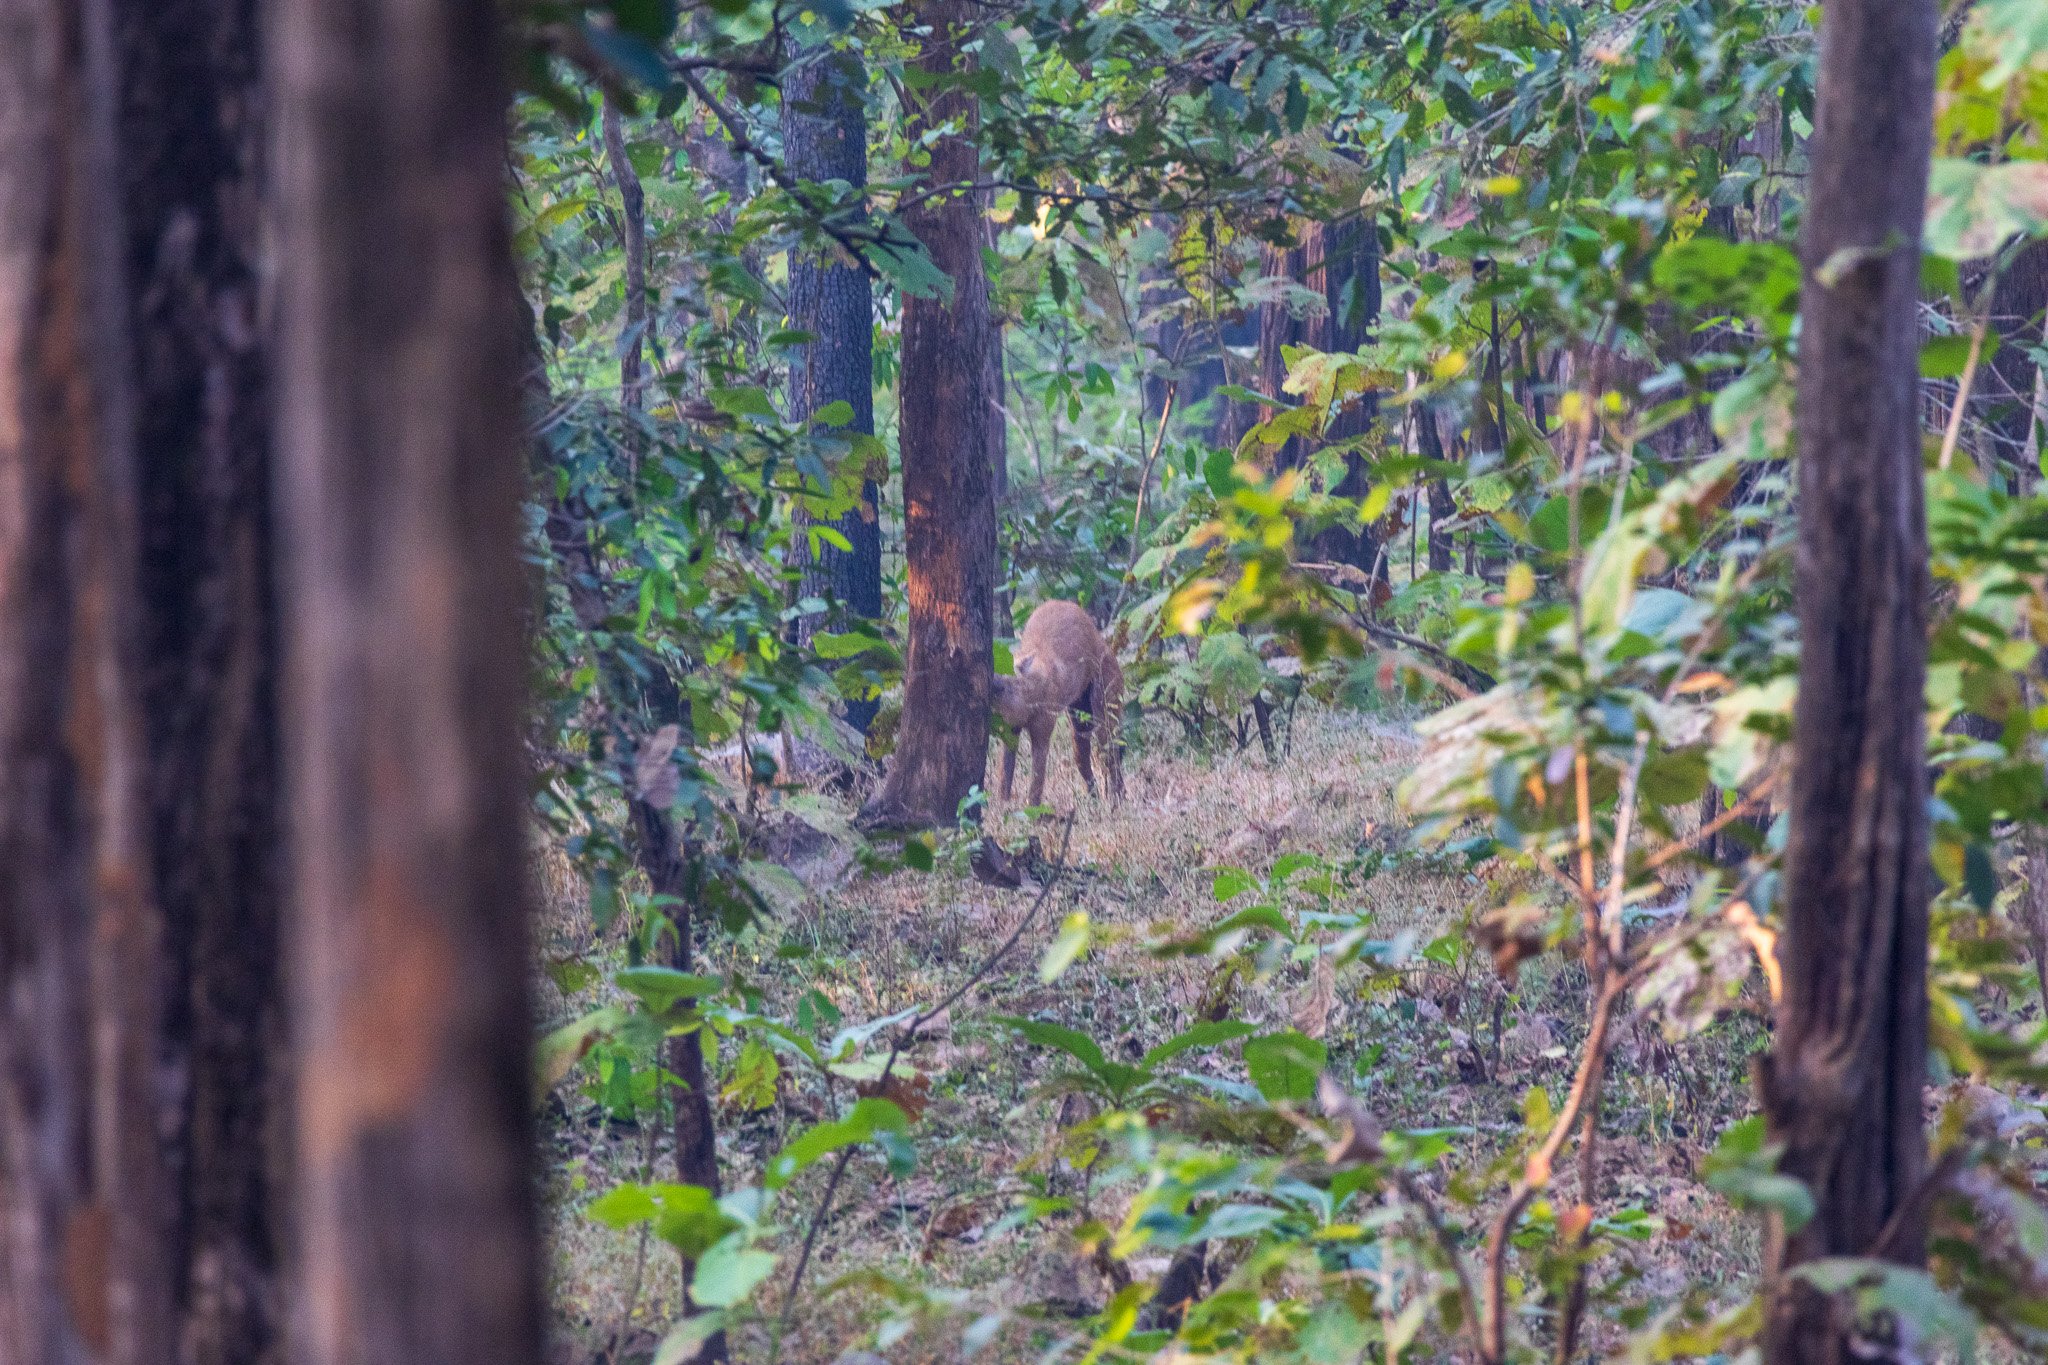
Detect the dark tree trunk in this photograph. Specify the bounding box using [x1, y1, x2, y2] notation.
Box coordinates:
[784, 43, 883, 733]
[271, 0, 543, 1362]
[115, 0, 287, 1361]
[1418, 405, 1457, 573]
[1984, 241, 2048, 478]
[601, 100, 647, 424]
[1310, 216, 1381, 574]
[1759, 2, 1938, 1361]
[867, 0, 998, 828]
[0, 3, 168, 1359]
[986, 215, 1012, 626]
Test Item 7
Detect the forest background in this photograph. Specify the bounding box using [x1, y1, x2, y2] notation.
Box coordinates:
[7, 1, 2048, 1364]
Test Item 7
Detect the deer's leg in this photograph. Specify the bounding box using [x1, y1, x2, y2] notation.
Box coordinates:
[1103, 669, 1126, 806]
[1000, 738, 1019, 801]
[1027, 715, 1055, 806]
[1070, 688, 1098, 798]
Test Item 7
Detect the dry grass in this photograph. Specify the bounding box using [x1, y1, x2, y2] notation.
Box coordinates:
[537, 704, 1767, 1364]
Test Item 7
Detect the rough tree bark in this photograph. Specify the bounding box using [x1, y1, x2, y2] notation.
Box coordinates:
[1310, 215, 1381, 574]
[271, 0, 544, 1362]
[784, 41, 883, 733]
[601, 99, 647, 423]
[114, 0, 287, 1360]
[0, 2, 168, 1359]
[866, 0, 999, 828]
[1758, 2, 1938, 1361]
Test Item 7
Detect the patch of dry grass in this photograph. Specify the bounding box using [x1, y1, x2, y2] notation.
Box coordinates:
[537, 705, 1767, 1364]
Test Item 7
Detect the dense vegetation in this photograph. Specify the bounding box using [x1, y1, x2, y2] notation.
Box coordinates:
[7, 0, 2048, 1363]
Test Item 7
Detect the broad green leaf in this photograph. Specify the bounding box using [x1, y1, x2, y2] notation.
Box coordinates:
[1141, 1020, 1257, 1071]
[616, 966, 722, 1014]
[1242, 1030, 1326, 1103]
[691, 1240, 779, 1308]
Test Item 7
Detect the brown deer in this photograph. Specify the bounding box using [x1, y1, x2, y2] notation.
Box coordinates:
[992, 600, 1125, 807]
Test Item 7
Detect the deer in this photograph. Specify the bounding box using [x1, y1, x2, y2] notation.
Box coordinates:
[991, 599, 1125, 808]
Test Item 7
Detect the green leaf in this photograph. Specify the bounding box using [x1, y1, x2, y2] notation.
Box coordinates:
[765, 1099, 910, 1189]
[708, 385, 778, 420]
[616, 966, 722, 1013]
[1926, 159, 2048, 260]
[652, 1314, 728, 1365]
[811, 399, 855, 427]
[1207, 904, 1293, 941]
[1242, 1030, 1326, 1103]
[1141, 1019, 1256, 1070]
[870, 228, 954, 301]
[1921, 332, 1994, 380]
[691, 1240, 779, 1308]
[1040, 912, 1092, 981]
[587, 1182, 659, 1230]
[1211, 866, 1258, 902]
[536, 1005, 626, 1095]
[812, 628, 887, 660]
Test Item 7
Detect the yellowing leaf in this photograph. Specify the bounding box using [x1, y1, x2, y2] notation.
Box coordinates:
[1504, 562, 1535, 605]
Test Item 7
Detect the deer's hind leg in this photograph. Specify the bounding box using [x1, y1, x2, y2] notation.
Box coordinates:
[1101, 660, 1126, 805]
[1026, 714, 1056, 806]
[1070, 686, 1099, 799]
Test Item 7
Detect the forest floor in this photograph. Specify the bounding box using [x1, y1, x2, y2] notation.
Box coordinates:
[535, 704, 1767, 1364]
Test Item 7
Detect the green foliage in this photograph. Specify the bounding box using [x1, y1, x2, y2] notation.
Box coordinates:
[524, 0, 2048, 1355]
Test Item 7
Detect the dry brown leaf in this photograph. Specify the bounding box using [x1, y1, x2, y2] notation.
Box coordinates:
[1291, 957, 1338, 1040]
[632, 723, 683, 809]
[856, 1069, 933, 1124]
[1316, 1073, 1383, 1165]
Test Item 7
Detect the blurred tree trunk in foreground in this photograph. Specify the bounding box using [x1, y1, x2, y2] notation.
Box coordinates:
[271, 0, 544, 1361]
[2, 0, 287, 1359]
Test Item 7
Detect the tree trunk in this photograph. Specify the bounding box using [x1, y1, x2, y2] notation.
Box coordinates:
[115, 0, 288, 1360]
[785, 43, 883, 734]
[1759, 2, 1938, 1361]
[0, 3, 168, 1359]
[867, 0, 998, 828]
[986, 214, 1012, 626]
[1418, 404, 1457, 573]
[1310, 215, 1381, 573]
[271, 0, 543, 1362]
[601, 99, 647, 424]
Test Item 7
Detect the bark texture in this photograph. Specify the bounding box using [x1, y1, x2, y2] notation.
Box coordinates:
[1760, 1, 1938, 1360]
[785, 43, 883, 732]
[0, 3, 165, 1359]
[271, 0, 543, 1361]
[115, 0, 287, 1360]
[868, 0, 999, 827]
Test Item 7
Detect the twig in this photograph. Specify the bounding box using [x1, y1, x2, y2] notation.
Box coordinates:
[1643, 781, 1776, 872]
[770, 816, 1079, 1356]
[1108, 381, 1179, 620]
[1938, 311, 1992, 474]
[605, 1118, 661, 1364]
[1345, 614, 1496, 694]
[1479, 972, 1626, 1364]
[1390, 1168, 1484, 1345]
[674, 67, 921, 282]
